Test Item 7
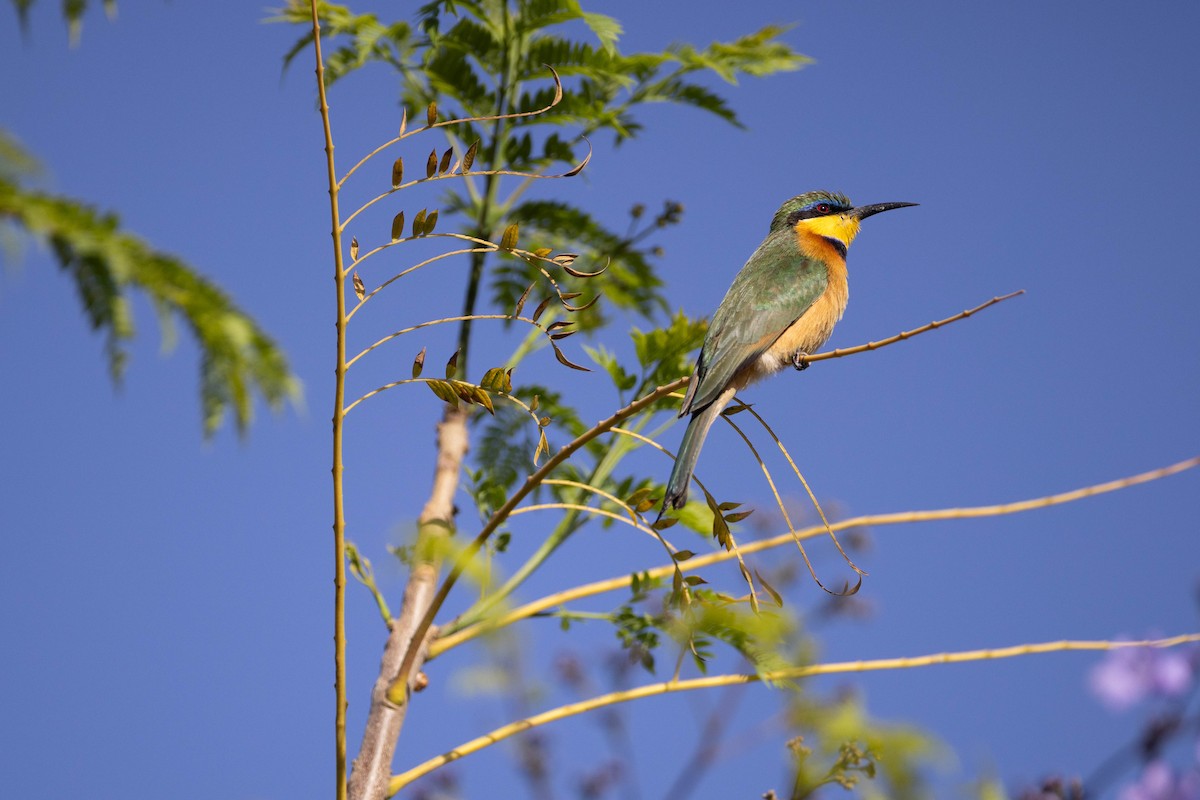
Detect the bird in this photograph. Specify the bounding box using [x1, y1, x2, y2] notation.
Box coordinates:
[661, 191, 917, 512]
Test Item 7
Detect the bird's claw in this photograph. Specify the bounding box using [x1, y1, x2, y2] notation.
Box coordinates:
[791, 351, 810, 371]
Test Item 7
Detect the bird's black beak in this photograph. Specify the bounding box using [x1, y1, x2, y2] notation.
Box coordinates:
[849, 201, 919, 220]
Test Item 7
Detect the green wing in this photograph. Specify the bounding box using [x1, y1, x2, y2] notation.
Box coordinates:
[682, 229, 828, 414]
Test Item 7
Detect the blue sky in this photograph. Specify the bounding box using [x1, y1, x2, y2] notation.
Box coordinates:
[2, 1, 1198, 798]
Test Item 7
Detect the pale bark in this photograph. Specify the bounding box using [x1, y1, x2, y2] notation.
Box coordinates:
[348, 406, 468, 800]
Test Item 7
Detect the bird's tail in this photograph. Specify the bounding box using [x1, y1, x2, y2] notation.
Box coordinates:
[661, 394, 729, 512]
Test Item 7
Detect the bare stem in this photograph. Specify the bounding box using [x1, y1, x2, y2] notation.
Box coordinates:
[732, 404, 864, 586]
[307, 2, 348, 798]
[346, 313, 558, 371]
[391, 634, 1200, 793]
[803, 290, 1024, 365]
[346, 245, 495, 322]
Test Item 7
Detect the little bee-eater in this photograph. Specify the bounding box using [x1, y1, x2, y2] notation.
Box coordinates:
[661, 191, 917, 511]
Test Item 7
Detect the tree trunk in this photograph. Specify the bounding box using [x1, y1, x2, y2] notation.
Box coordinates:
[347, 405, 468, 800]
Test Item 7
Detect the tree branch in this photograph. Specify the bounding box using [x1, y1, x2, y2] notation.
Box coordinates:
[432, 456, 1200, 653]
[391, 635, 1200, 793]
[308, 3, 348, 797]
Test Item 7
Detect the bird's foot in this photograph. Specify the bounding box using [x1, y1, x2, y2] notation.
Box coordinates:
[791, 351, 810, 371]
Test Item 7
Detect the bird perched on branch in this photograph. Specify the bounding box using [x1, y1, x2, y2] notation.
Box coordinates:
[661, 191, 917, 512]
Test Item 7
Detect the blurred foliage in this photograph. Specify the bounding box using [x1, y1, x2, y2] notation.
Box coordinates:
[0, 132, 298, 436]
[784, 696, 943, 800]
[547, 588, 943, 800]
[7, 0, 117, 45]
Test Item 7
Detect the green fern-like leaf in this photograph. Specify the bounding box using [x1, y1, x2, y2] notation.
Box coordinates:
[0, 179, 298, 436]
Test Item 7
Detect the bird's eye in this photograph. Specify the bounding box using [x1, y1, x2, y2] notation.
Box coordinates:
[815, 203, 830, 213]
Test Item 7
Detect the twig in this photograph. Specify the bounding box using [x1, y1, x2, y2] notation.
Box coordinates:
[307, 3, 348, 798]
[346, 245, 495, 321]
[510, 502, 670, 546]
[735, 404, 864, 584]
[803, 290, 1024, 365]
[542, 478, 646, 526]
[431, 456, 1200, 653]
[390, 635, 1200, 793]
[347, 542, 393, 623]
[346, 313, 558, 371]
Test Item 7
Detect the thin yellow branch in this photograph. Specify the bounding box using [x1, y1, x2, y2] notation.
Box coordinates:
[346, 246, 495, 321]
[609, 425, 669, 453]
[541, 478, 635, 521]
[308, 1, 347, 797]
[346, 314, 546, 370]
[347, 231, 499, 275]
[393, 634, 1200, 794]
[510, 503, 667, 544]
[803, 290, 1025, 366]
[511, 502, 636, 527]
[431, 456, 1200, 654]
[607, 426, 715, 507]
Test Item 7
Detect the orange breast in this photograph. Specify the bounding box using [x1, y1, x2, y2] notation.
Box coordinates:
[761, 232, 849, 373]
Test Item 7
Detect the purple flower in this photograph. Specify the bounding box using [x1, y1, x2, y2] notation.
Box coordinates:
[1119, 761, 1200, 800]
[1089, 646, 1196, 711]
[1152, 651, 1194, 696]
[1121, 762, 1173, 800]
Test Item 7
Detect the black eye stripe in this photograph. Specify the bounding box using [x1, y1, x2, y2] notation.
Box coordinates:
[787, 203, 843, 225]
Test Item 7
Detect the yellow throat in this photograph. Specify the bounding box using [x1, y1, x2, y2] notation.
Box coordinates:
[794, 213, 862, 250]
